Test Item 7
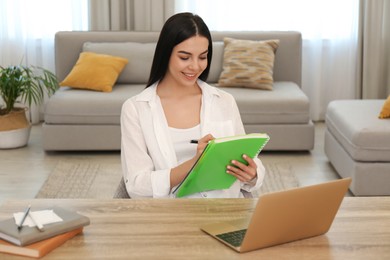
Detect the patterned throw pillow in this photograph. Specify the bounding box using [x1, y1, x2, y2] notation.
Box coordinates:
[379, 95, 390, 119]
[218, 37, 279, 90]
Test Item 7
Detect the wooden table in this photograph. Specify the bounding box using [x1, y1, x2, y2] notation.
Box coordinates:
[0, 197, 389, 259]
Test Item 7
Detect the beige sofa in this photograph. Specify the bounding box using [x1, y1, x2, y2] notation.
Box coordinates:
[43, 31, 314, 151]
[325, 100, 390, 195]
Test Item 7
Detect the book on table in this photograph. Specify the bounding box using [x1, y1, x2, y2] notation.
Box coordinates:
[0, 206, 90, 246]
[174, 133, 270, 198]
[0, 227, 83, 258]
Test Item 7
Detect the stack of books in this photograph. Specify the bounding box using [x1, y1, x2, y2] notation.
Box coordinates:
[0, 206, 90, 258]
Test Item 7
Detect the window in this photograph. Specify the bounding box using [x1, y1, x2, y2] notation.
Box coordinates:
[0, 0, 89, 67]
[175, 0, 360, 120]
[175, 0, 359, 40]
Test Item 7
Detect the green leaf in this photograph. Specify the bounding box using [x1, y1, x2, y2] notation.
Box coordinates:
[0, 65, 59, 115]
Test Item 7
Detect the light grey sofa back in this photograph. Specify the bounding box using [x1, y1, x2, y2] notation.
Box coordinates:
[82, 41, 157, 84]
[55, 31, 302, 86]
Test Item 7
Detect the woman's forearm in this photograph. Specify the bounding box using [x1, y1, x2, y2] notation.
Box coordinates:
[170, 157, 198, 188]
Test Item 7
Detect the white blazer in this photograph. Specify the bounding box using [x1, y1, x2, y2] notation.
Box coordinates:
[120, 80, 265, 198]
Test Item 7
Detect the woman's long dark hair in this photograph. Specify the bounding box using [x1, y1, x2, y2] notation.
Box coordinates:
[146, 12, 213, 88]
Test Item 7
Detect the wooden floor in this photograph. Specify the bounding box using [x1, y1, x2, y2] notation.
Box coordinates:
[0, 122, 341, 204]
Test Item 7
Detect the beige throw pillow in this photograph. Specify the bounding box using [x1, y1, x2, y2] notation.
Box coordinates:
[218, 37, 279, 90]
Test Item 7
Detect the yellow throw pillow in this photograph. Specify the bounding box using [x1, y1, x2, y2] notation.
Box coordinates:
[218, 37, 279, 90]
[379, 95, 390, 119]
[60, 52, 128, 92]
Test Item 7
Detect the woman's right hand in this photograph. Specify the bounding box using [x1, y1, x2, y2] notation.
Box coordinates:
[170, 134, 215, 188]
[195, 134, 215, 158]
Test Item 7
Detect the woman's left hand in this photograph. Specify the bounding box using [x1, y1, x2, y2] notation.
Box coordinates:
[226, 154, 257, 183]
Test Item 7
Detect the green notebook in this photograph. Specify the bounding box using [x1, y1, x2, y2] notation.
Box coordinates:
[174, 133, 270, 198]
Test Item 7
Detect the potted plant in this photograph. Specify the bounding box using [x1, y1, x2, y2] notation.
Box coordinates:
[0, 65, 59, 149]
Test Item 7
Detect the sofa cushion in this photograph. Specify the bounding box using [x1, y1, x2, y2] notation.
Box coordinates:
[326, 100, 390, 161]
[60, 52, 128, 92]
[46, 81, 309, 126]
[379, 95, 390, 119]
[208, 42, 224, 83]
[83, 41, 225, 85]
[217, 38, 279, 90]
[83, 42, 156, 84]
[44, 84, 145, 125]
[220, 82, 310, 124]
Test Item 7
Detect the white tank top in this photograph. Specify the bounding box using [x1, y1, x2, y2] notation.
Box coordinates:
[169, 124, 201, 164]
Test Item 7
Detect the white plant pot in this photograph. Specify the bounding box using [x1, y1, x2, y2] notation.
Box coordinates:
[0, 126, 32, 149]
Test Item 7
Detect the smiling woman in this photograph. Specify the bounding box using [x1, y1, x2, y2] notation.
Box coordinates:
[120, 12, 267, 199]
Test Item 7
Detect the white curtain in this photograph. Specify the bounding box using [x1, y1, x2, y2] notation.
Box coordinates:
[176, 0, 360, 121]
[0, 0, 88, 124]
[89, 0, 175, 31]
[360, 0, 390, 99]
[3, 0, 387, 124]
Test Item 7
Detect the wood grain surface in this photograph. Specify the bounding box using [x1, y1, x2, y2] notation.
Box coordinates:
[0, 197, 389, 259]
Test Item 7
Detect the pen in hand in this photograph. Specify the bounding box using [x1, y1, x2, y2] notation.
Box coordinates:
[190, 140, 198, 144]
[17, 205, 31, 231]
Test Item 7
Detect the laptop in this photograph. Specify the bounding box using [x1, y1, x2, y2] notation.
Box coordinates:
[200, 178, 352, 253]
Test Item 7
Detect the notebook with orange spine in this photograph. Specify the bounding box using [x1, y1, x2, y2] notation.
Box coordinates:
[0, 227, 83, 258]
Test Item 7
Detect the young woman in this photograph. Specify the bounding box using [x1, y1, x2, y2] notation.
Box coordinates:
[120, 12, 266, 198]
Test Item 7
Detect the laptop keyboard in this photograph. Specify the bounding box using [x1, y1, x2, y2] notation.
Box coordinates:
[216, 229, 247, 247]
